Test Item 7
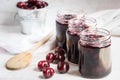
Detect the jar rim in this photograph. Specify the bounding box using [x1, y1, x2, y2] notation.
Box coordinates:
[79, 28, 111, 42]
[68, 17, 97, 36]
[68, 17, 97, 28]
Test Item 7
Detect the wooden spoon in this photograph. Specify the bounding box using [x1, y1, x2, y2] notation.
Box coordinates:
[6, 32, 53, 70]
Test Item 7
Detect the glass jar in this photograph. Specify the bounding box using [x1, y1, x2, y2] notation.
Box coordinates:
[78, 28, 111, 78]
[56, 9, 84, 50]
[66, 17, 96, 64]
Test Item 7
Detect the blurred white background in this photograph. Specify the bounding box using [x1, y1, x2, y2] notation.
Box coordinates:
[0, 0, 120, 25]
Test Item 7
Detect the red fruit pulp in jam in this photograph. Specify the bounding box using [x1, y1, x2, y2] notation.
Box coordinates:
[79, 34, 111, 78]
[56, 14, 76, 51]
[66, 24, 89, 64]
[66, 30, 80, 64]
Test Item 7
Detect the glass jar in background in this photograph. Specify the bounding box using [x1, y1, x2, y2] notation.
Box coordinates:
[78, 28, 111, 78]
[66, 17, 96, 64]
[56, 9, 84, 51]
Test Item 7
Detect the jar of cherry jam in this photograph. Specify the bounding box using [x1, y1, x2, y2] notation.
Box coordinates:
[56, 9, 84, 51]
[78, 28, 111, 78]
[66, 17, 96, 64]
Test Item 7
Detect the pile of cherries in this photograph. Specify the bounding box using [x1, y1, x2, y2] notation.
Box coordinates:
[17, 0, 48, 10]
[37, 47, 70, 79]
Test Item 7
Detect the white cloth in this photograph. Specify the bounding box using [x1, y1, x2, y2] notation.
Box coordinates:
[0, 24, 54, 54]
[88, 9, 120, 36]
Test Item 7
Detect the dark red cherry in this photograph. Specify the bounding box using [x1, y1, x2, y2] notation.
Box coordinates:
[17, 2, 28, 8]
[54, 53, 65, 64]
[38, 60, 50, 71]
[35, 1, 48, 9]
[35, 1, 44, 8]
[30, 6, 37, 9]
[41, 1, 48, 6]
[43, 67, 54, 78]
[55, 49, 66, 56]
[55, 47, 66, 56]
[57, 62, 69, 74]
[55, 47, 66, 57]
[55, 47, 63, 52]
[26, 1, 33, 7]
[46, 52, 55, 63]
[23, 6, 29, 9]
[28, 0, 38, 3]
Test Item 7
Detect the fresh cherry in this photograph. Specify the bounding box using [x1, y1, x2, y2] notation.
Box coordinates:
[54, 53, 65, 64]
[17, 2, 28, 8]
[30, 6, 37, 9]
[28, 0, 38, 3]
[25, 1, 33, 7]
[53, 47, 66, 63]
[55, 47, 63, 52]
[35, 1, 44, 8]
[43, 67, 54, 78]
[41, 1, 48, 6]
[35, 1, 48, 9]
[55, 47, 66, 55]
[46, 52, 55, 63]
[57, 62, 69, 74]
[38, 60, 50, 71]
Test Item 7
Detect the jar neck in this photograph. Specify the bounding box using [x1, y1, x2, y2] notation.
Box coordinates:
[68, 17, 96, 35]
[79, 28, 111, 48]
[56, 14, 77, 24]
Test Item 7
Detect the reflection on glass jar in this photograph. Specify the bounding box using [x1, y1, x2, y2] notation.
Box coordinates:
[66, 17, 96, 64]
[56, 9, 84, 51]
[78, 28, 111, 78]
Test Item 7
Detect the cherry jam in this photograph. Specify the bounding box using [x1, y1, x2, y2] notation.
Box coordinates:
[56, 15, 76, 50]
[78, 28, 111, 78]
[56, 10, 84, 50]
[66, 18, 96, 64]
[66, 30, 80, 64]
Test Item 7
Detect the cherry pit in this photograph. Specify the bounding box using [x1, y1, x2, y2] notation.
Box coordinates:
[37, 47, 70, 79]
[17, 0, 48, 10]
